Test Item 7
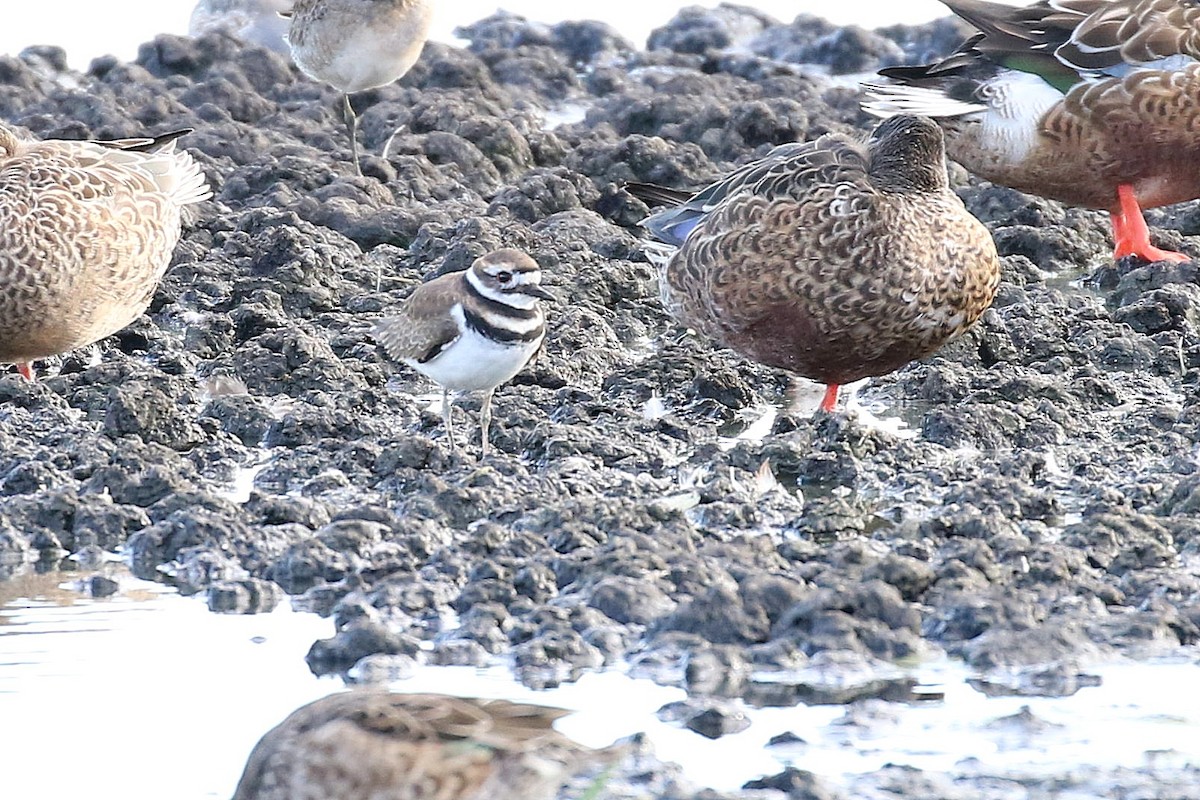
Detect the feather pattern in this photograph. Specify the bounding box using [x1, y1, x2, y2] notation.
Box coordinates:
[636, 115, 1000, 400]
[232, 690, 625, 800]
[864, 0, 1200, 217]
[0, 124, 210, 375]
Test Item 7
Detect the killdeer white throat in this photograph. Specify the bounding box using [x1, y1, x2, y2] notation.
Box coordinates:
[373, 249, 552, 456]
[283, 0, 434, 175]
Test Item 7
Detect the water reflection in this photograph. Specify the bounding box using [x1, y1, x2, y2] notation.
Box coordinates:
[0, 569, 336, 800]
[4, 567, 1200, 799]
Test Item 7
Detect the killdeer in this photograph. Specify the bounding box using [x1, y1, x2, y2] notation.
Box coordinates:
[232, 690, 625, 800]
[0, 126, 210, 381]
[628, 115, 1000, 413]
[373, 249, 552, 455]
[283, 0, 434, 175]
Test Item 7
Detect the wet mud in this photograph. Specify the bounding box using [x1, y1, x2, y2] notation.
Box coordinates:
[3, 6, 1200, 798]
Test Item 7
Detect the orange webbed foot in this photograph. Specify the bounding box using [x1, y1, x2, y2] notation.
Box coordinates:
[819, 383, 840, 412]
[1111, 185, 1191, 264]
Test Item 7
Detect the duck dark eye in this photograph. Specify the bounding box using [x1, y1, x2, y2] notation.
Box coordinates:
[496, 271, 513, 283]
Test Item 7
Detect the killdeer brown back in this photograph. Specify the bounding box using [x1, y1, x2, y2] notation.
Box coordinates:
[283, 0, 434, 175]
[373, 249, 552, 456]
[232, 690, 625, 800]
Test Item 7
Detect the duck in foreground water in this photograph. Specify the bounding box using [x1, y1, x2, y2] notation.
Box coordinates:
[864, 0, 1200, 264]
[231, 690, 624, 800]
[373, 249, 553, 456]
[628, 114, 1000, 413]
[0, 125, 211, 381]
[284, 0, 434, 175]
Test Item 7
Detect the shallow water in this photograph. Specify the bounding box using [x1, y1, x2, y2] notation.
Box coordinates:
[3, 567, 1200, 798]
[0, 571, 336, 799]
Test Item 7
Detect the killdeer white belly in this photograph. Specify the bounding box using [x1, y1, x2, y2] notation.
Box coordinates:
[283, 0, 434, 175]
[373, 249, 553, 456]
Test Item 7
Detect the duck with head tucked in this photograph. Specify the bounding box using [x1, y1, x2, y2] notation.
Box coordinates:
[231, 690, 626, 800]
[628, 114, 1001, 413]
[864, 0, 1200, 265]
[0, 125, 211, 381]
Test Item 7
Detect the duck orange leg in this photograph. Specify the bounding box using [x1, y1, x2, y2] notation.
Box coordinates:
[819, 383, 840, 412]
[1110, 184, 1189, 263]
[16, 362, 34, 381]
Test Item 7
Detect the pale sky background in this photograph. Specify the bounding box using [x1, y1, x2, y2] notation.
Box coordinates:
[0, 0, 1002, 70]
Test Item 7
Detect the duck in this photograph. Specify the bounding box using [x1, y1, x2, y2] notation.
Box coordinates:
[627, 114, 1000, 413]
[231, 690, 624, 800]
[0, 125, 211, 381]
[863, 0, 1200, 264]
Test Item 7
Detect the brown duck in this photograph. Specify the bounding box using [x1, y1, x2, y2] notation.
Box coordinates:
[232, 690, 624, 800]
[629, 114, 1000, 412]
[865, 0, 1200, 264]
[0, 125, 210, 380]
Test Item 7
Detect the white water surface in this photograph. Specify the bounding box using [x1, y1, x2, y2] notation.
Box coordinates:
[3, 572, 1200, 799]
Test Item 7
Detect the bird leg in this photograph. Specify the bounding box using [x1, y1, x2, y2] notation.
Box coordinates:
[479, 389, 494, 457]
[343, 93, 363, 177]
[441, 388, 457, 452]
[1111, 184, 1189, 263]
[16, 362, 34, 381]
[819, 383, 840, 412]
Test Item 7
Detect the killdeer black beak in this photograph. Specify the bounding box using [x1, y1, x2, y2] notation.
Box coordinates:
[519, 284, 556, 301]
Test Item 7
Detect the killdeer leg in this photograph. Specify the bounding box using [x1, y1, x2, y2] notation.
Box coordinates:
[441, 387, 457, 452]
[343, 93, 363, 177]
[479, 388, 494, 457]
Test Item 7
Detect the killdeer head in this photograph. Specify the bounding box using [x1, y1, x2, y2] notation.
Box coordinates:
[373, 248, 554, 457]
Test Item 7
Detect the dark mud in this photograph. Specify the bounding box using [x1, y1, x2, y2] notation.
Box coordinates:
[3, 4, 1200, 798]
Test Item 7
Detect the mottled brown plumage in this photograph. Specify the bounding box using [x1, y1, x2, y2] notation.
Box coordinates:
[232, 691, 622, 800]
[632, 115, 1000, 412]
[0, 125, 210, 380]
[865, 0, 1200, 263]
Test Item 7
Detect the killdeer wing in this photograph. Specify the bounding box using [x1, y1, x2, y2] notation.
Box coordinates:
[373, 272, 463, 364]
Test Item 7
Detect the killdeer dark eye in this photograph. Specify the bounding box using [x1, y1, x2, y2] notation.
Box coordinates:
[496, 271, 513, 284]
